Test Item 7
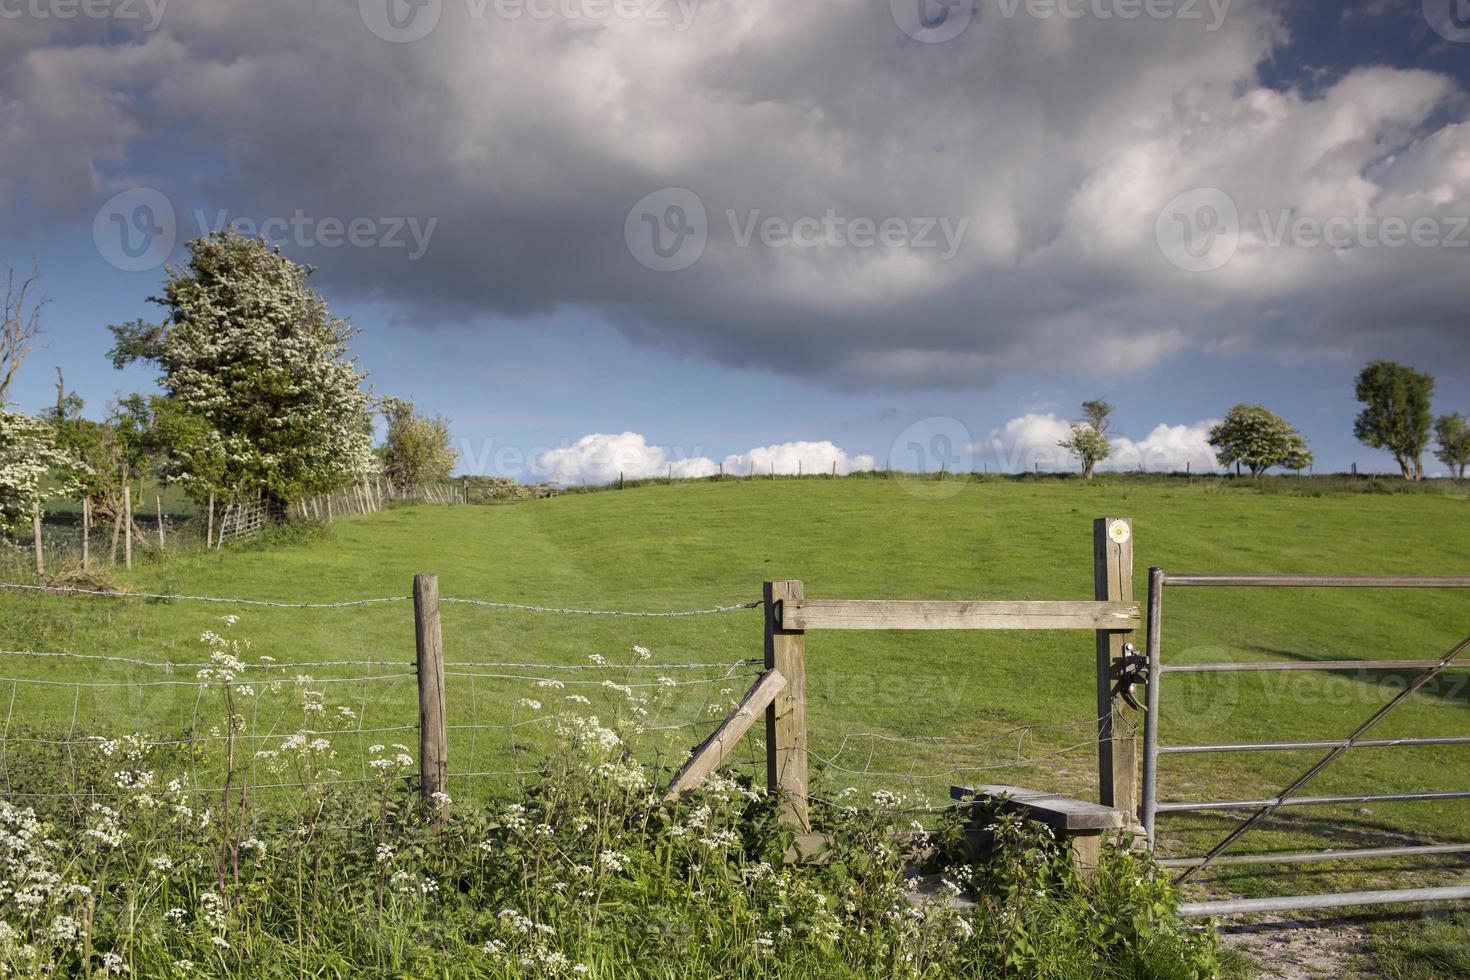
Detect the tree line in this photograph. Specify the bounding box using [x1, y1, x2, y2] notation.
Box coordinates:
[1057, 362, 1467, 480]
[0, 232, 460, 541]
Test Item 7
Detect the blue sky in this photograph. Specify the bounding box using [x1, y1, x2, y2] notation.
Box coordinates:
[3, 0, 1468, 478]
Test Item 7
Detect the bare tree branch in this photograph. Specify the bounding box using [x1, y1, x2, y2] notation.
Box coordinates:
[0, 262, 47, 405]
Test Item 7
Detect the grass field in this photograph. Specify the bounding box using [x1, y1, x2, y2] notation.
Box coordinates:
[3, 476, 1469, 974]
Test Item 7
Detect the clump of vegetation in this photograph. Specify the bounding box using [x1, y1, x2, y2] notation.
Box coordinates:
[0, 621, 1227, 978]
[379, 397, 459, 492]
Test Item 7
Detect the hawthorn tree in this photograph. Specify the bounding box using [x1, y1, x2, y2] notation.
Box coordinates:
[379, 397, 458, 490]
[1058, 399, 1112, 479]
[1208, 405, 1313, 477]
[1353, 361, 1435, 481]
[0, 410, 78, 533]
[1435, 413, 1470, 479]
[109, 231, 375, 506]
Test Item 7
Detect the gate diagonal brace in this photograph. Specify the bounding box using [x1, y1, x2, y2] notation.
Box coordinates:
[1176, 633, 1470, 885]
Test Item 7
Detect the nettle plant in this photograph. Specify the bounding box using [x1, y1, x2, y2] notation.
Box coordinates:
[0, 622, 1224, 979]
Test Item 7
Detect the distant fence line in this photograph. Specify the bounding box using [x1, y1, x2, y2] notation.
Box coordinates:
[2, 474, 557, 579]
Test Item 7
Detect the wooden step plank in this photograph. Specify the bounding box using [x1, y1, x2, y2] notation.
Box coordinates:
[951, 783, 1126, 831]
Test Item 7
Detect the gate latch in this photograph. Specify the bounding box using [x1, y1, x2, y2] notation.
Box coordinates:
[1112, 643, 1149, 711]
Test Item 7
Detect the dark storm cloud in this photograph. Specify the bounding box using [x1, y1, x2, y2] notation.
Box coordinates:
[3, 0, 1468, 387]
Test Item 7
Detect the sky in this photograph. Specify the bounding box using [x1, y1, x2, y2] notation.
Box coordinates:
[2, 0, 1468, 481]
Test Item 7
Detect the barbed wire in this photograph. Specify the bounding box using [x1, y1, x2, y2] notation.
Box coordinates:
[0, 648, 765, 674]
[0, 583, 410, 608]
[1, 582, 763, 617]
[0, 649, 410, 669]
[443, 669, 758, 689]
[438, 598, 763, 617]
[0, 673, 417, 689]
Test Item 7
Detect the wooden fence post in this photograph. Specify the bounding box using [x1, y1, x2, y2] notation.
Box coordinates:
[123, 486, 133, 570]
[1094, 517, 1138, 818]
[764, 580, 809, 831]
[156, 495, 165, 550]
[414, 573, 448, 819]
[31, 502, 43, 577]
[206, 492, 214, 549]
[81, 497, 90, 569]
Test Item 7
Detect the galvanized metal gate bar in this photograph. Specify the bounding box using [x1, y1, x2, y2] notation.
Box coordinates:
[1140, 570, 1470, 914]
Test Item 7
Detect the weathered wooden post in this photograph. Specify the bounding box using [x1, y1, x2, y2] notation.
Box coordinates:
[123, 485, 133, 570]
[205, 492, 214, 549]
[1094, 517, 1138, 818]
[81, 497, 90, 569]
[155, 495, 165, 550]
[764, 580, 809, 831]
[31, 502, 43, 577]
[414, 573, 448, 819]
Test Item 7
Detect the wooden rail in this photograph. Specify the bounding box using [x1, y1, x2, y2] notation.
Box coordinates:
[778, 599, 1138, 631]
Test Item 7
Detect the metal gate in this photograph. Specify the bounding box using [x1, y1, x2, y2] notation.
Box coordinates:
[1139, 571, 1470, 916]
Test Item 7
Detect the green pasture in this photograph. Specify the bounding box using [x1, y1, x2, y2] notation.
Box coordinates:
[2, 476, 1468, 939]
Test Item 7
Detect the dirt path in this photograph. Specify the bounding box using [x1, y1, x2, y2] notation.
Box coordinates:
[1218, 917, 1377, 979]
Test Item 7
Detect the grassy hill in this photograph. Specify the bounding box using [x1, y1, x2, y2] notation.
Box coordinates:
[3, 477, 1468, 928]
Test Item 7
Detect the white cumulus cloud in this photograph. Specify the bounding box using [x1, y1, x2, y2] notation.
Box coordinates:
[531, 432, 717, 484]
[721, 441, 875, 478]
[529, 433, 874, 484]
[981, 415, 1221, 474]
[1104, 422, 1221, 474]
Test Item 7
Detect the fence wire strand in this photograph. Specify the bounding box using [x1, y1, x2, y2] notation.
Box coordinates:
[1, 582, 763, 617]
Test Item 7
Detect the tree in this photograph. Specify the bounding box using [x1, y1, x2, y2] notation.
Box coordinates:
[1353, 361, 1435, 481]
[1208, 405, 1313, 477]
[1435, 413, 1470, 479]
[46, 391, 165, 535]
[380, 398, 458, 490]
[1081, 399, 1113, 435]
[0, 410, 79, 533]
[1058, 399, 1113, 479]
[110, 231, 375, 505]
[1, 263, 45, 406]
